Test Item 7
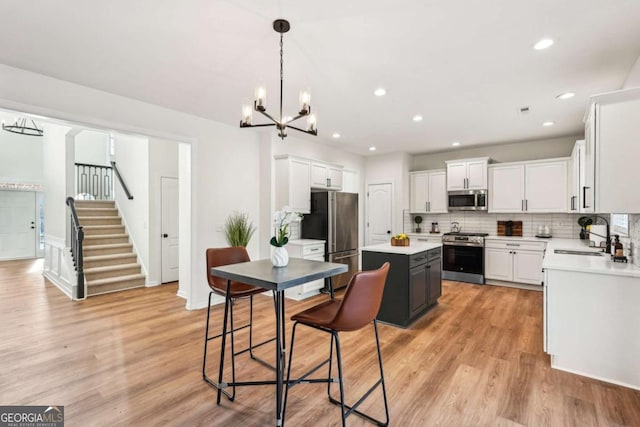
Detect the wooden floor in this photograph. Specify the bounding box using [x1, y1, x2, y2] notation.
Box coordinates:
[1, 259, 639, 426]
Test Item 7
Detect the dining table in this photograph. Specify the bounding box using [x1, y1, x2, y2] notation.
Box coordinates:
[209, 257, 348, 426]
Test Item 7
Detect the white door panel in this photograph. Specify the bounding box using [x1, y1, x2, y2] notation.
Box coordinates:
[0, 190, 36, 260]
[161, 177, 179, 283]
[367, 183, 392, 245]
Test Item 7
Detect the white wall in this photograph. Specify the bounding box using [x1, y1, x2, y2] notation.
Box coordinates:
[411, 136, 579, 171]
[0, 63, 261, 310]
[0, 122, 43, 184]
[113, 133, 150, 278]
[148, 137, 179, 285]
[364, 152, 411, 237]
[75, 130, 109, 166]
[42, 123, 72, 240]
[623, 55, 640, 89]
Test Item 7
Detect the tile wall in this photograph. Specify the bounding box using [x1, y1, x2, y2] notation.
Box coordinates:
[403, 211, 584, 239]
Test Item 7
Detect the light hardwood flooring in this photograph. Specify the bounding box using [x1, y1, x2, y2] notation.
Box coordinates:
[1, 258, 639, 426]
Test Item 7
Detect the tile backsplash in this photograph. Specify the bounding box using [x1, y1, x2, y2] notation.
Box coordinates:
[403, 211, 583, 239]
[630, 214, 640, 267]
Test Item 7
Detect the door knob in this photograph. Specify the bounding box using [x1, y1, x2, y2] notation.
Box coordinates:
[163, 233, 168, 238]
[30, 226, 35, 229]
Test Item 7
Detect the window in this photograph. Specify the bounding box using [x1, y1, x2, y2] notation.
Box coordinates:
[610, 214, 629, 236]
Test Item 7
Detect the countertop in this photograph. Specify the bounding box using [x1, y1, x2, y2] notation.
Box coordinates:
[288, 239, 326, 246]
[542, 238, 640, 278]
[361, 242, 441, 255]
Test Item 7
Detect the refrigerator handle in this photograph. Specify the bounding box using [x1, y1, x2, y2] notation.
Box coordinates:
[329, 192, 337, 252]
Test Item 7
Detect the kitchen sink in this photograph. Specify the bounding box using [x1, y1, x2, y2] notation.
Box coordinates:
[554, 249, 604, 256]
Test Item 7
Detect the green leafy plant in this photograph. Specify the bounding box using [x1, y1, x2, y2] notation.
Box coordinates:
[224, 212, 256, 247]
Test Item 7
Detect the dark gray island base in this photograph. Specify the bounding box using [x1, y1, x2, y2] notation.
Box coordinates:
[362, 243, 442, 328]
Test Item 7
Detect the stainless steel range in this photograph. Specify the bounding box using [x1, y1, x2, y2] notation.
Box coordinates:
[441, 232, 488, 284]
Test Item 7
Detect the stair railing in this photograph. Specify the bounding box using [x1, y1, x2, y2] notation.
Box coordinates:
[66, 197, 85, 299]
[110, 161, 134, 200]
[75, 163, 113, 201]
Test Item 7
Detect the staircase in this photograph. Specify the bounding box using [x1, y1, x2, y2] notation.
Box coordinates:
[75, 200, 146, 296]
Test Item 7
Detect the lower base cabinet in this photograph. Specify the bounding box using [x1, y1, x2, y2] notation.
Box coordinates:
[484, 240, 545, 285]
[285, 240, 326, 300]
[363, 247, 442, 328]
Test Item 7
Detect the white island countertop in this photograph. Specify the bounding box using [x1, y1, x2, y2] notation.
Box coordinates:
[542, 238, 640, 278]
[361, 242, 441, 255]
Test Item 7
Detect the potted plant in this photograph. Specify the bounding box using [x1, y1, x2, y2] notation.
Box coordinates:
[414, 215, 423, 233]
[224, 212, 256, 247]
[270, 207, 302, 267]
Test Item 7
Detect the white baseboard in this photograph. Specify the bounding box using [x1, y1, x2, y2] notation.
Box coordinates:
[43, 270, 74, 300]
[551, 355, 640, 391]
[145, 280, 160, 287]
[176, 289, 188, 299]
[485, 280, 543, 292]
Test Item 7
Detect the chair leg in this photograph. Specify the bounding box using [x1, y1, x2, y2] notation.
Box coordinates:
[216, 289, 232, 404]
[373, 320, 390, 426]
[333, 332, 348, 427]
[327, 332, 336, 398]
[202, 292, 214, 380]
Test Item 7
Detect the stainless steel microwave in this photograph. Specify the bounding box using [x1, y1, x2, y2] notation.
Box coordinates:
[448, 189, 488, 211]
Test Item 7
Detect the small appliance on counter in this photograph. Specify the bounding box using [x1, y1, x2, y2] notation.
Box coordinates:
[450, 221, 461, 233]
[430, 222, 440, 233]
[535, 224, 552, 238]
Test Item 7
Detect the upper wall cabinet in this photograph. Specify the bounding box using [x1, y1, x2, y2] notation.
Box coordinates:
[311, 161, 343, 191]
[584, 88, 640, 213]
[274, 155, 311, 213]
[445, 158, 489, 190]
[409, 169, 447, 213]
[568, 140, 585, 213]
[488, 159, 568, 213]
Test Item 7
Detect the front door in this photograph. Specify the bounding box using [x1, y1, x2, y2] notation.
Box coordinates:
[366, 183, 392, 245]
[161, 177, 179, 283]
[0, 190, 36, 260]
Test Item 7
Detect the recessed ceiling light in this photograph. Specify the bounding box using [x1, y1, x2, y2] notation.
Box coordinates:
[556, 92, 575, 100]
[534, 38, 554, 50]
[369, 146, 377, 151]
[543, 121, 555, 127]
[412, 115, 423, 122]
[373, 88, 386, 97]
[332, 133, 341, 139]
[452, 141, 461, 147]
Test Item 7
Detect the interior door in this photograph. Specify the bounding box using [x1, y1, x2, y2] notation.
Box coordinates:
[366, 183, 392, 245]
[0, 190, 36, 260]
[161, 177, 179, 283]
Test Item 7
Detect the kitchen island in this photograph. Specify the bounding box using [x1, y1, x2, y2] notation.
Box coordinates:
[362, 242, 442, 328]
[543, 238, 640, 390]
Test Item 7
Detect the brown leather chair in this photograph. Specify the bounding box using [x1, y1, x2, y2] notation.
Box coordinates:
[283, 262, 391, 426]
[202, 247, 275, 403]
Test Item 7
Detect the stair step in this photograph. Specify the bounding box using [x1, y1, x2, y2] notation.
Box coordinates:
[86, 274, 146, 296]
[79, 216, 122, 226]
[85, 263, 142, 280]
[84, 253, 137, 268]
[84, 234, 129, 245]
[75, 200, 115, 209]
[76, 207, 119, 217]
[82, 225, 126, 235]
[84, 243, 133, 256]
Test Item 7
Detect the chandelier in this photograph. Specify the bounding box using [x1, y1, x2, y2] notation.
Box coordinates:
[2, 117, 44, 136]
[240, 19, 317, 140]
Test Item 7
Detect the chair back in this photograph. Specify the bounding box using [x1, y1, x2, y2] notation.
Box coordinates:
[330, 262, 390, 331]
[206, 247, 251, 291]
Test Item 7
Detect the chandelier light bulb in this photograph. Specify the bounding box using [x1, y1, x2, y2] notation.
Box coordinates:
[241, 105, 253, 125]
[306, 114, 317, 133]
[299, 91, 311, 115]
[255, 86, 266, 109]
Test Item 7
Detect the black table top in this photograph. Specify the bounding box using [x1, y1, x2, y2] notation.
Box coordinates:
[210, 258, 348, 292]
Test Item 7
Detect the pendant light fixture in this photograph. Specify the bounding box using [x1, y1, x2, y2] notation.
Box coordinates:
[240, 19, 317, 140]
[2, 117, 44, 136]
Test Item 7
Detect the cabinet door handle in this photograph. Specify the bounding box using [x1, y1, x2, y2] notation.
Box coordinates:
[309, 248, 320, 251]
[583, 186, 591, 209]
[426, 202, 428, 212]
[427, 201, 431, 212]
[525, 199, 528, 211]
[521, 200, 524, 211]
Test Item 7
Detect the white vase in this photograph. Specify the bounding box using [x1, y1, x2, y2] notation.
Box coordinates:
[271, 246, 289, 267]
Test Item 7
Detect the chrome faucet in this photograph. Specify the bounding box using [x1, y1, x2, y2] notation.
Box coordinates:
[591, 215, 611, 253]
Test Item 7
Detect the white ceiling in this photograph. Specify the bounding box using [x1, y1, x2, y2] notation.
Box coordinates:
[1, 0, 639, 155]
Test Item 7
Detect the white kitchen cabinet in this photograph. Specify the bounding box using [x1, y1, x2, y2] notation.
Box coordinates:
[406, 234, 442, 244]
[568, 140, 585, 212]
[274, 155, 311, 213]
[584, 88, 640, 213]
[284, 239, 326, 300]
[485, 240, 545, 285]
[445, 158, 489, 190]
[311, 162, 343, 191]
[409, 169, 447, 213]
[488, 159, 568, 213]
[341, 169, 359, 193]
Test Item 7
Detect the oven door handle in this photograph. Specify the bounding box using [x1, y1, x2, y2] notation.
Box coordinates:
[443, 242, 483, 247]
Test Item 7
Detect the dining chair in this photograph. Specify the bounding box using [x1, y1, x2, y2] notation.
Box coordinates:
[283, 262, 391, 426]
[202, 246, 276, 402]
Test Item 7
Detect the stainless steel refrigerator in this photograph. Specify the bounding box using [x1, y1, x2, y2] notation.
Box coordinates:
[301, 191, 359, 291]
